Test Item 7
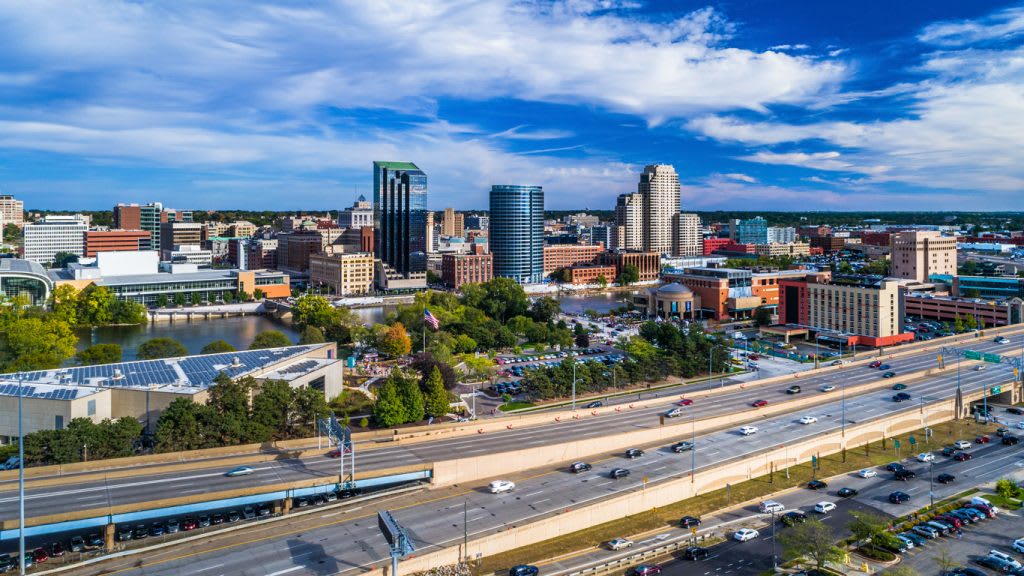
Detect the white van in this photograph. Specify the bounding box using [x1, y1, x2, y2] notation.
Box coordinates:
[759, 500, 785, 513]
[971, 496, 1000, 513]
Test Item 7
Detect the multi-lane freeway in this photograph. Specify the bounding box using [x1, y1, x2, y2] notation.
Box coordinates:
[52, 336, 1022, 576]
[3, 333, 1018, 522]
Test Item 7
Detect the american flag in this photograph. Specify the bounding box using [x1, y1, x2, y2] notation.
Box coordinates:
[423, 308, 440, 330]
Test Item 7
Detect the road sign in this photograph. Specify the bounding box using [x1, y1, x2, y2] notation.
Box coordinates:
[811, 455, 818, 468]
[964, 350, 982, 360]
[909, 436, 916, 446]
[894, 439, 901, 449]
[691, 526, 698, 535]
[992, 386, 1002, 394]
[984, 353, 1002, 363]
[643, 476, 649, 486]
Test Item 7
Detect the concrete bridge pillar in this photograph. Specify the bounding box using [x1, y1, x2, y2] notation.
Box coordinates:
[104, 522, 115, 552]
[282, 497, 292, 515]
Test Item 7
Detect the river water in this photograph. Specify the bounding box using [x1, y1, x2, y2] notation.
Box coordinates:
[84, 291, 639, 360]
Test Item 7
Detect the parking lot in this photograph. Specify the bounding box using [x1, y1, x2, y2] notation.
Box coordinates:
[899, 508, 1022, 575]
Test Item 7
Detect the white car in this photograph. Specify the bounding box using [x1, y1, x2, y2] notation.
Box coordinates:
[857, 469, 877, 479]
[954, 440, 972, 450]
[1016, 421, 1024, 430]
[1013, 538, 1024, 555]
[488, 480, 515, 494]
[916, 452, 935, 463]
[665, 408, 685, 418]
[739, 426, 759, 436]
[996, 337, 1011, 344]
[831, 360, 848, 366]
[820, 385, 836, 392]
[606, 537, 634, 551]
[799, 416, 818, 425]
[975, 365, 986, 371]
[814, 501, 837, 514]
[734, 528, 760, 542]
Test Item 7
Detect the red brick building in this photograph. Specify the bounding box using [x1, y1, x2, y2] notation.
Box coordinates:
[702, 237, 732, 256]
[84, 230, 151, 257]
[543, 243, 604, 276]
[442, 246, 493, 289]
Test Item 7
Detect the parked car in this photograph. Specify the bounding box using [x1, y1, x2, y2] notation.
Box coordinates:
[977, 556, 1017, 573]
[911, 524, 938, 539]
[242, 507, 256, 520]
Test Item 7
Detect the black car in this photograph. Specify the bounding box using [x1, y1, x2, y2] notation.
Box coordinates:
[69, 536, 85, 553]
[781, 511, 808, 526]
[947, 568, 989, 576]
[338, 488, 363, 499]
[257, 504, 271, 517]
[584, 401, 603, 409]
[997, 428, 1011, 437]
[86, 533, 104, 549]
[682, 546, 709, 560]
[116, 526, 132, 541]
[0, 555, 15, 572]
[509, 565, 539, 576]
[672, 441, 694, 453]
[625, 448, 644, 459]
[893, 392, 912, 402]
[837, 487, 859, 498]
[936, 473, 956, 484]
[894, 468, 917, 481]
[242, 506, 256, 519]
[211, 513, 225, 525]
[807, 479, 828, 490]
[198, 514, 211, 527]
[889, 491, 911, 504]
[942, 446, 958, 457]
[570, 462, 592, 473]
[1007, 407, 1024, 415]
[976, 556, 1016, 573]
[227, 510, 240, 523]
[885, 462, 906, 472]
[679, 516, 701, 528]
[133, 524, 148, 540]
[1004, 435, 1021, 445]
[610, 468, 631, 479]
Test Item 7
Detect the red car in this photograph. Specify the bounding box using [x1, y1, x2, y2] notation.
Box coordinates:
[326, 446, 353, 458]
[182, 517, 198, 531]
[869, 361, 882, 368]
[748, 355, 760, 361]
[32, 548, 48, 563]
[751, 400, 769, 408]
[954, 452, 973, 461]
[976, 435, 991, 444]
[631, 566, 662, 576]
[677, 399, 694, 406]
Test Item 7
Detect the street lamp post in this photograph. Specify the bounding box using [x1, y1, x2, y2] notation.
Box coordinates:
[690, 407, 696, 483]
[572, 361, 577, 411]
[18, 376, 25, 576]
[929, 460, 935, 509]
[814, 334, 820, 369]
[770, 508, 777, 570]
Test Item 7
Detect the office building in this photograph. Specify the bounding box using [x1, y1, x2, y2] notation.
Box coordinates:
[890, 230, 957, 283]
[167, 245, 213, 266]
[0, 258, 53, 306]
[703, 237, 732, 256]
[566, 264, 617, 285]
[638, 165, 679, 254]
[672, 213, 702, 257]
[0, 344, 341, 439]
[338, 196, 374, 229]
[442, 245, 493, 289]
[442, 207, 464, 237]
[373, 161, 428, 289]
[309, 252, 375, 296]
[930, 274, 1024, 300]
[490, 185, 544, 284]
[754, 242, 811, 258]
[809, 235, 847, 253]
[543, 243, 604, 276]
[731, 217, 769, 245]
[84, 230, 152, 257]
[229, 238, 277, 271]
[767, 227, 797, 244]
[0, 195, 24, 228]
[159, 222, 203, 257]
[276, 231, 324, 273]
[597, 250, 661, 282]
[778, 275, 914, 347]
[589, 224, 616, 251]
[23, 214, 88, 264]
[615, 192, 644, 251]
[138, 202, 192, 249]
[112, 203, 141, 230]
[228, 221, 257, 238]
[465, 214, 489, 231]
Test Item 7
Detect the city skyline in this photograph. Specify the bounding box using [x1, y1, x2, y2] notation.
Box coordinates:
[0, 2, 1021, 212]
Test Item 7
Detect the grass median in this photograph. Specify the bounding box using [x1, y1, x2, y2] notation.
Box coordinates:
[475, 417, 1000, 575]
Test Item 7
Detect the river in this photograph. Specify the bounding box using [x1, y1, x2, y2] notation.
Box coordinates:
[83, 291, 639, 360]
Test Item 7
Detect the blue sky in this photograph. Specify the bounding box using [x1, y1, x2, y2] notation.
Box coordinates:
[0, 1, 1022, 211]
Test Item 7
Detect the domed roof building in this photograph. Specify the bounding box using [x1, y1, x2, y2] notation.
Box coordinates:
[644, 282, 700, 319]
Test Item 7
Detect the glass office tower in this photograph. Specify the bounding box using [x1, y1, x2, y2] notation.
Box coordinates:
[489, 185, 544, 284]
[373, 161, 428, 276]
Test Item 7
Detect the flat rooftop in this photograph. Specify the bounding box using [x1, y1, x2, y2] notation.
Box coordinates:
[0, 381, 104, 400]
[0, 344, 332, 396]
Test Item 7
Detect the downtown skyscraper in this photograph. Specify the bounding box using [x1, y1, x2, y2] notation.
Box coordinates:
[639, 164, 680, 254]
[373, 161, 428, 289]
[489, 185, 544, 284]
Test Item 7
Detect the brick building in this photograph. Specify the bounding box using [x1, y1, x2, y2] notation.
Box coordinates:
[84, 230, 151, 257]
[442, 246, 493, 289]
[543, 243, 604, 276]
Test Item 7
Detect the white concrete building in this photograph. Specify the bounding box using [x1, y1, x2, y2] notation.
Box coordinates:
[23, 214, 88, 264]
[767, 227, 797, 244]
[615, 192, 644, 251]
[672, 213, 702, 257]
[639, 164, 680, 254]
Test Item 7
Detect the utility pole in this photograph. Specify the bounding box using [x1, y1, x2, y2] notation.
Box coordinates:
[463, 499, 468, 563]
[771, 508, 777, 570]
[572, 360, 577, 411]
[18, 375, 25, 576]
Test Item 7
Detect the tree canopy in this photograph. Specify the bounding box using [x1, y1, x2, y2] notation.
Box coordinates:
[249, 330, 293, 350]
[201, 340, 237, 354]
[136, 337, 189, 360]
[76, 343, 123, 365]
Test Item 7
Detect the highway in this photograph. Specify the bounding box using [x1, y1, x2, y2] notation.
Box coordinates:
[56, 343, 1018, 576]
[3, 335, 1020, 522]
[0, 335, 1013, 521]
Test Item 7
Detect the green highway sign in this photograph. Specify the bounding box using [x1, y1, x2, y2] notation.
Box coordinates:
[909, 436, 917, 446]
[964, 350, 982, 360]
[984, 353, 1001, 363]
[894, 439, 901, 449]
[992, 386, 1002, 394]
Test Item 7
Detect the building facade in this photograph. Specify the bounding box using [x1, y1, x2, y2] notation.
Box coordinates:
[615, 192, 644, 251]
[112, 203, 142, 230]
[905, 293, 1023, 327]
[373, 161, 428, 288]
[309, 252, 375, 296]
[732, 217, 769, 245]
[890, 230, 957, 283]
[442, 207, 464, 237]
[23, 215, 88, 264]
[84, 230, 151, 257]
[598, 250, 661, 283]
[567, 264, 617, 285]
[639, 164, 679, 254]
[779, 276, 914, 347]
[543, 243, 604, 276]
[338, 195, 374, 229]
[767, 227, 797, 244]
[490, 185, 544, 284]
[159, 222, 203, 257]
[276, 231, 323, 273]
[672, 213, 702, 257]
[442, 249, 493, 289]
[754, 242, 811, 257]
[0, 258, 52, 305]
[0, 195, 24, 228]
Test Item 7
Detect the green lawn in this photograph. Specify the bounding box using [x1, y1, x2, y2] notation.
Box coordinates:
[500, 401, 535, 411]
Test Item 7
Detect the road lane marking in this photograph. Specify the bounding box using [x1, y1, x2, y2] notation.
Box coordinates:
[267, 567, 304, 576]
[195, 564, 225, 572]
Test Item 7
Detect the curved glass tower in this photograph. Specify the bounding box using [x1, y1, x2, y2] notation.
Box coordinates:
[489, 185, 544, 284]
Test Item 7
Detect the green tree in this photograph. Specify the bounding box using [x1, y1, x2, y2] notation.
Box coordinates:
[201, 340, 237, 354]
[155, 294, 169, 308]
[250, 380, 293, 439]
[372, 378, 406, 427]
[753, 306, 773, 327]
[300, 325, 326, 344]
[173, 293, 186, 307]
[619, 264, 640, 285]
[423, 367, 450, 417]
[253, 288, 266, 300]
[49, 284, 79, 326]
[378, 322, 412, 357]
[154, 398, 207, 452]
[222, 291, 235, 304]
[190, 292, 202, 306]
[52, 251, 79, 268]
[249, 330, 293, 349]
[397, 372, 425, 423]
[964, 315, 977, 331]
[530, 296, 561, 323]
[76, 284, 115, 326]
[848, 511, 889, 543]
[595, 274, 609, 289]
[575, 331, 590, 348]
[954, 315, 965, 333]
[0, 315, 78, 371]
[462, 278, 529, 324]
[136, 337, 188, 360]
[452, 333, 477, 354]
[996, 477, 1024, 499]
[293, 294, 340, 329]
[110, 299, 148, 325]
[76, 343, 123, 365]
[779, 518, 843, 569]
[292, 384, 330, 437]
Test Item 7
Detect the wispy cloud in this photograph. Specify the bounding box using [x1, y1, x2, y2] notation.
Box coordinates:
[918, 6, 1024, 46]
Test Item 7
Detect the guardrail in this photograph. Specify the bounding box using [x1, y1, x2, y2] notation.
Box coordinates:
[564, 534, 713, 576]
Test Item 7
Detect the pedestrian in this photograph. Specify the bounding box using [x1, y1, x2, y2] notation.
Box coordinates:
[957, 528, 963, 539]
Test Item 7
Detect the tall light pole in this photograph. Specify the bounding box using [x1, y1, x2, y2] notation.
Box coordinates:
[814, 334, 820, 369]
[18, 376, 25, 576]
[690, 407, 696, 483]
[571, 360, 577, 411]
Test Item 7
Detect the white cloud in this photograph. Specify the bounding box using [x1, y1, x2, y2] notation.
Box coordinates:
[769, 44, 809, 51]
[918, 6, 1024, 46]
[490, 126, 575, 141]
[721, 172, 756, 183]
